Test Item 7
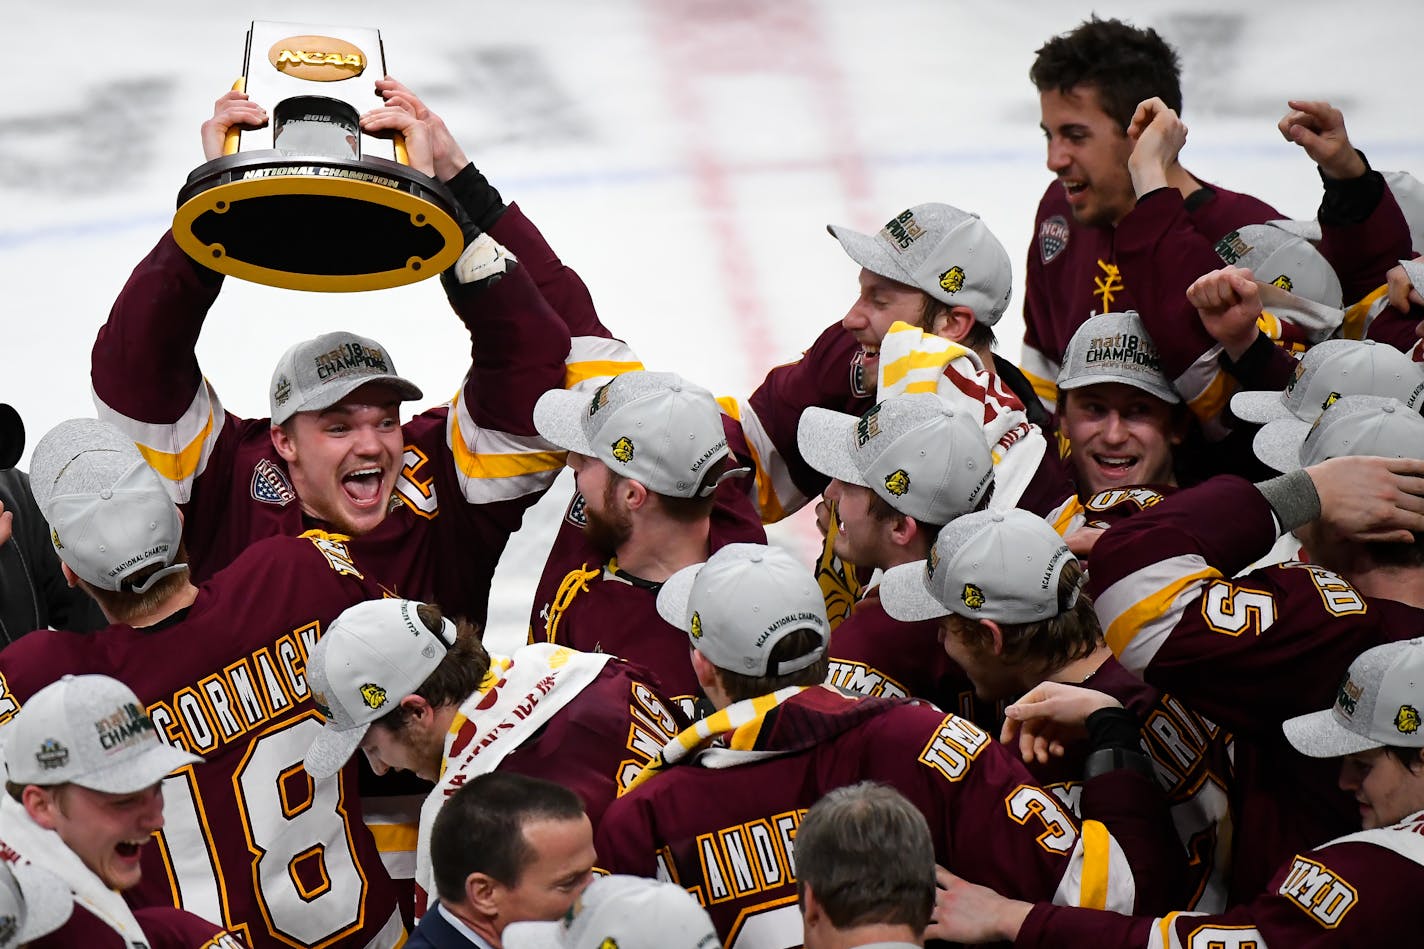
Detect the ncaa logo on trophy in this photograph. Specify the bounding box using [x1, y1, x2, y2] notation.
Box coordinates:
[172, 22, 463, 292]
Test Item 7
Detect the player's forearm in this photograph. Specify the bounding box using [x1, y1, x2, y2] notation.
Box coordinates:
[92, 230, 218, 423]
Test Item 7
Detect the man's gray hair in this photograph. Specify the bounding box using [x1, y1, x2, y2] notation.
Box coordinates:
[796, 782, 935, 932]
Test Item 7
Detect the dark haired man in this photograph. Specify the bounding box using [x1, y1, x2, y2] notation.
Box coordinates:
[406, 773, 595, 949]
[1021, 16, 1281, 413]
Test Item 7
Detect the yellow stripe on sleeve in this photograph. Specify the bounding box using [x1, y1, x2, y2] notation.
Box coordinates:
[565, 359, 644, 390]
[1077, 819, 1111, 910]
[1103, 568, 1220, 656]
[134, 411, 216, 482]
[368, 822, 419, 855]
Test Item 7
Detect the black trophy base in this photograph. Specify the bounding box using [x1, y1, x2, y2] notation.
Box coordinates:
[173, 151, 464, 292]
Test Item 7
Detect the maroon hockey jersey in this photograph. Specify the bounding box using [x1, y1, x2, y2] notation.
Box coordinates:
[824, 587, 995, 726]
[28, 904, 248, 949]
[1020, 180, 1280, 409]
[0, 534, 404, 949]
[91, 228, 572, 626]
[597, 686, 1150, 948]
[528, 435, 765, 718]
[1090, 474, 1424, 901]
[1026, 657, 1234, 912]
[1015, 807, 1424, 947]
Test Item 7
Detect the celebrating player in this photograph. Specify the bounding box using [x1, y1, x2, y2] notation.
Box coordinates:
[0, 418, 404, 948]
[301, 597, 686, 912]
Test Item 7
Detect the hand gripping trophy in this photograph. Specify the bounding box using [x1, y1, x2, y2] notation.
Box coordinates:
[173, 22, 463, 291]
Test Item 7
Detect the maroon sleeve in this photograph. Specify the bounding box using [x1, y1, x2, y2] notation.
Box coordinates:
[1113, 189, 1239, 382]
[446, 259, 571, 439]
[133, 907, 251, 948]
[1078, 768, 1187, 915]
[746, 322, 871, 502]
[1089, 475, 1278, 602]
[91, 230, 222, 424]
[1015, 837, 1424, 948]
[594, 793, 661, 877]
[487, 202, 610, 341]
[1320, 180, 1413, 305]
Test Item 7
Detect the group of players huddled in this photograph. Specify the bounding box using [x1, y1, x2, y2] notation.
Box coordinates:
[1, 14, 1422, 949]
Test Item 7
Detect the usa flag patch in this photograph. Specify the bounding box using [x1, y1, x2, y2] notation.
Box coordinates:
[1039, 215, 1070, 264]
[251, 459, 296, 506]
[566, 491, 588, 527]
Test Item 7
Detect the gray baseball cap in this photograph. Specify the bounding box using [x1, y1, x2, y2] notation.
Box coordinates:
[1213, 223, 1343, 308]
[828, 203, 1013, 326]
[1232, 339, 1424, 434]
[1284, 639, 1424, 757]
[880, 509, 1079, 625]
[535, 371, 743, 499]
[657, 543, 828, 676]
[0, 860, 73, 947]
[1057, 311, 1180, 405]
[797, 394, 993, 525]
[303, 599, 457, 779]
[1253, 394, 1424, 473]
[29, 418, 187, 594]
[269, 331, 423, 427]
[5, 674, 201, 794]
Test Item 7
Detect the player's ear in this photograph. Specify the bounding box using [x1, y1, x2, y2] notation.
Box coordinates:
[888, 513, 918, 549]
[400, 694, 433, 722]
[983, 619, 1006, 656]
[623, 477, 650, 512]
[271, 423, 298, 462]
[59, 562, 80, 589]
[930, 305, 976, 343]
[22, 785, 60, 830]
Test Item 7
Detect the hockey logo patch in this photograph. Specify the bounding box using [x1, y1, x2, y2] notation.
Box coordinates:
[849, 351, 874, 399]
[961, 583, 985, 610]
[1271, 274, 1294, 292]
[566, 492, 588, 527]
[252, 458, 297, 506]
[690, 611, 704, 640]
[1039, 215, 1070, 264]
[1214, 229, 1252, 265]
[884, 469, 911, 497]
[589, 381, 614, 416]
[926, 545, 940, 579]
[36, 738, 68, 771]
[273, 374, 292, 406]
[1397, 704, 1421, 735]
[1322, 391, 1341, 411]
[359, 683, 388, 710]
[611, 436, 635, 464]
[939, 265, 966, 294]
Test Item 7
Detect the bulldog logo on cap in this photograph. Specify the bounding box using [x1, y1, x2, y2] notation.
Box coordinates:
[884, 469, 911, 497]
[359, 683, 388, 710]
[962, 583, 985, 610]
[690, 611, 704, 640]
[1272, 274, 1294, 292]
[1397, 705, 1421, 735]
[939, 266, 966, 294]
[611, 437, 635, 464]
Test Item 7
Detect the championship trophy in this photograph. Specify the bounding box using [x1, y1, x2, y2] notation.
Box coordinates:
[172, 22, 463, 292]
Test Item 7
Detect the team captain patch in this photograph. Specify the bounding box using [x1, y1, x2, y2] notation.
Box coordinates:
[251, 459, 297, 506]
[1039, 215, 1070, 264]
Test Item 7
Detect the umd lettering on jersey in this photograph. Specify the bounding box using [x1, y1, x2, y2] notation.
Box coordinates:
[917, 714, 990, 782]
[696, 809, 803, 905]
[149, 624, 318, 755]
[824, 660, 909, 699]
[1279, 855, 1358, 928]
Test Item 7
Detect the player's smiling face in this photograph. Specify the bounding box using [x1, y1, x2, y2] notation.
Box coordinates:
[31, 782, 165, 890]
[272, 382, 407, 535]
[1040, 84, 1137, 228]
[824, 479, 894, 570]
[1060, 383, 1180, 496]
[1339, 747, 1424, 830]
[842, 269, 927, 358]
